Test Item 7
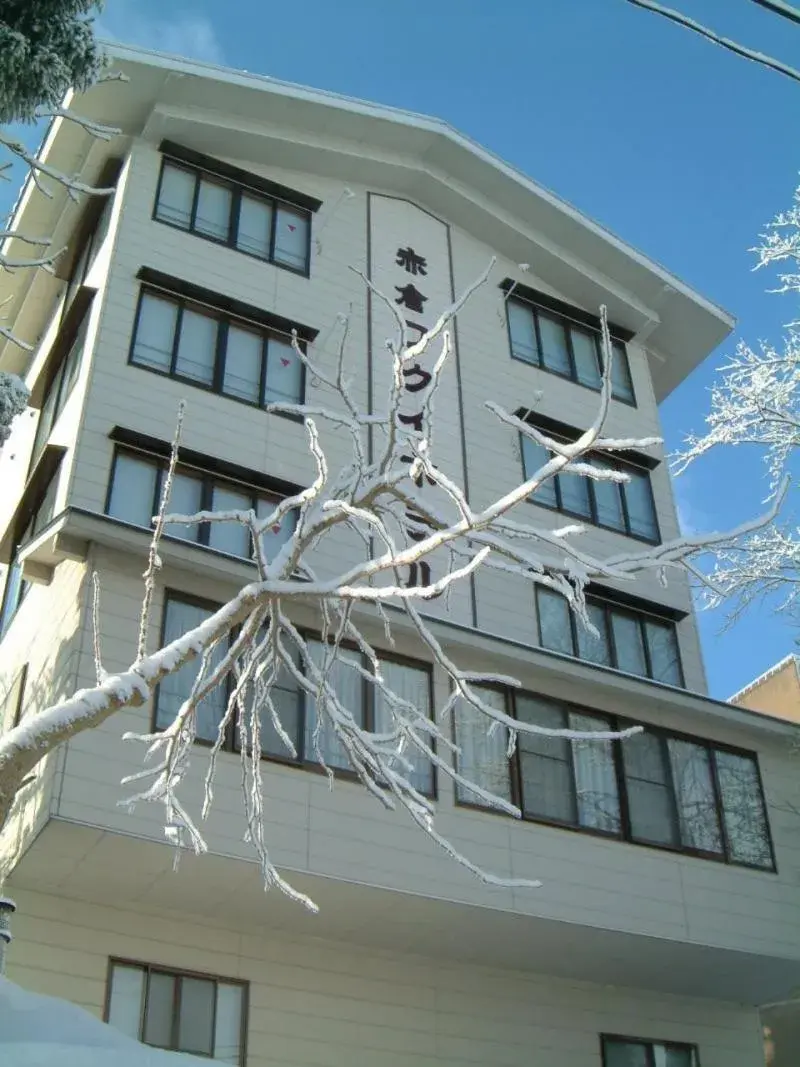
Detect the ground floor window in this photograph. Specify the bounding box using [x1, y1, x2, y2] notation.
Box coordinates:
[105, 959, 247, 1064]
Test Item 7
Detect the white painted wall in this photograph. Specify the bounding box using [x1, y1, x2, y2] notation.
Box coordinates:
[6, 886, 766, 1067]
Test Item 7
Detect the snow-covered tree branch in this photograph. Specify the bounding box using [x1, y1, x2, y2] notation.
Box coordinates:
[0, 259, 777, 908]
[674, 184, 800, 621]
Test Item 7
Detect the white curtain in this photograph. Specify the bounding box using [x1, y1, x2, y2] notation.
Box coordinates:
[265, 337, 303, 405]
[304, 639, 364, 769]
[569, 711, 621, 833]
[209, 485, 252, 558]
[507, 299, 537, 363]
[156, 163, 194, 228]
[273, 204, 308, 270]
[133, 294, 178, 371]
[195, 177, 232, 240]
[157, 598, 227, 742]
[715, 750, 772, 867]
[237, 194, 273, 259]
[373, 659, 433, 794]
[667, 738, 723, 853]
[454, 687, 511, 804]
[223, 324, 263, 404]
[107, 453, 158, 528]
[176, 307, 217, 386]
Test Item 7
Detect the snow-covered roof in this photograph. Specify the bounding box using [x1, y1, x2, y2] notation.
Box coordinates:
[729, 653, 800, 704]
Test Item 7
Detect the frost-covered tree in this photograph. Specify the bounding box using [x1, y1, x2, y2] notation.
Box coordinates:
[1, 0, 119, 443]
[0, 268, 772, 909]
[674, 187, 800, 620]
[0, 0, 106, 124]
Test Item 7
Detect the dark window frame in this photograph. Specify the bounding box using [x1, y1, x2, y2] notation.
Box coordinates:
[0, 460, 62, 639]
[103, 957, 249, 1064]
[519, 428, 661, 544]
[60, 158, 121, 320]
[30, 294, 93, 471]
[535, 586, 685, 687]
[1, 664, 27, 730]
[153, 152, 315, 278]
[104, 443, 298, 563]
[152, 591, 437, 798]
[454, 686, 776, 873]
[505, 287, 636, 406]
[127, 283, 308, 419]
[601, 1033, 701, 1067]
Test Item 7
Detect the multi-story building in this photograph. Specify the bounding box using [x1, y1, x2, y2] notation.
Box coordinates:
[1, 43, 798, 1067]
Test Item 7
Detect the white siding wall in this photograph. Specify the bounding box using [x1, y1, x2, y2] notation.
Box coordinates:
[44, 547, 800, 962]
[7, 887, 765, 1067]
[0, 558, 88, 875]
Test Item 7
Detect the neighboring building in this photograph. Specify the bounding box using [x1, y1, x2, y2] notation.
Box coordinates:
[1, 43, 799, 1067]
[731, 654, 800, 723]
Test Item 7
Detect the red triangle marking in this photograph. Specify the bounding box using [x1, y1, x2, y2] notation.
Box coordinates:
[280, 357, 291, 367]
[287, 224, 296, 231]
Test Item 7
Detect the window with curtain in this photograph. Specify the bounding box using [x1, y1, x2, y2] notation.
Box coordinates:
[602, 1036, 698, 1067]
[455, 687, 512, 804]
[454, 687, 774, 870]
[520, 433, 659, 542]
[106, 960, 246, 1064]
[507, 295, 635, 402]
[154, 158, 313, 274]
[152, 605, 435, 794]
[106, 448, 298, 564]
[536, 587, 683, 686]
[130, 288, 305, 408]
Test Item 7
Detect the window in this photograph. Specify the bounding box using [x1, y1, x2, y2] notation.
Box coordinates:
[129, 288, 305, 409]
[155, 158, 313, 274]
[521, 433, 659, 542]
[455, 688, 774, 871]
[536, 587, 683, 686]
[0, 665, 27, 731]
[31, 316, 89, 466]
[508, 295, 635, 403]
[63, 184, 115, 315]
[153, 595, 435, 794]
[602, 1035, 699, 1066]
[106, 448, 297, 564]
[105, 960, 246, 1064]
[0, 469, 60, 638]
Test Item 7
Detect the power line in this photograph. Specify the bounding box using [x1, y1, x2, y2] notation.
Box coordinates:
[623, 0, 800, 85]
[748, 0, 800, 27]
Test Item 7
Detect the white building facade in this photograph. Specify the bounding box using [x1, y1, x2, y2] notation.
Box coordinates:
[0, 44, 799, 1067]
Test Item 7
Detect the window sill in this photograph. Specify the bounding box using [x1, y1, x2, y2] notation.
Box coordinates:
[126, 358, 306, 424]
[151, 214, 311, 279]
[509, 351, 637, 408]
[522, 494, 660, 546]
[453, 796, 777, 874]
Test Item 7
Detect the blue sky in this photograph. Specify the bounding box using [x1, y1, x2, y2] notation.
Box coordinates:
[12, 0, 800, 697]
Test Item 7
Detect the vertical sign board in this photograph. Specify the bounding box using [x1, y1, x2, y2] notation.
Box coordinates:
[367, 194, 471, 624]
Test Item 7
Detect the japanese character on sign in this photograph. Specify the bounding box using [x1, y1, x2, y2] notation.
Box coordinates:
[396, 246, 428, 276]
[395, 284, 428, 315]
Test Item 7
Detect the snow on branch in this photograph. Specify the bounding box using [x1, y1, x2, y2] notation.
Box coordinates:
[0, 261, 769, 908]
